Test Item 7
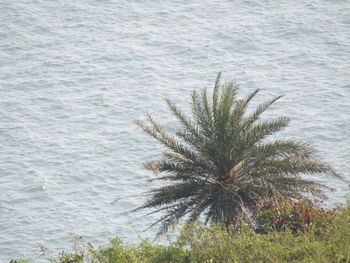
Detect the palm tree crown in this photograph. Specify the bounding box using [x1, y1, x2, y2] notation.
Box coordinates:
[135, 73, 340, 236]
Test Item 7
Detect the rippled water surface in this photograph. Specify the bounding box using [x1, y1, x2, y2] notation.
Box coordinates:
[1, 0, 349, 260]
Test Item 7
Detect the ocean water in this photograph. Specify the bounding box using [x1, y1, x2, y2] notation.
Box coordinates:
[0, 0, 349, 260]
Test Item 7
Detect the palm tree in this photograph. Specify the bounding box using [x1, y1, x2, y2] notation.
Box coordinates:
[135, 73, 340, 236]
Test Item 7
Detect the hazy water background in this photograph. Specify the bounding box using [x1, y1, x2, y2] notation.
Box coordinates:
[1, 0, 349, 260]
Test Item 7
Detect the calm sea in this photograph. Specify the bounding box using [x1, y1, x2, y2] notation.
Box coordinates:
[1, 0, 349, 261]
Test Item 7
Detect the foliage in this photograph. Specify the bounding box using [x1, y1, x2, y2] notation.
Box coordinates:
[39, 237, 85, 263]
[19, 203, 350, 262]
[175, 209, 350, 263]
[253, 197, 337, 234]
[52, 252, 84, 263]
[134, 73, 340, 235]
[87, 238, 140, 263]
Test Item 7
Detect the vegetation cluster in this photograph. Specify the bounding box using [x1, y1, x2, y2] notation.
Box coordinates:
[13, 201, 350, 263]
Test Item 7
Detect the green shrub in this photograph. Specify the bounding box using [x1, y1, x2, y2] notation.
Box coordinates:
[54, 252, 83, 263]
[254, 197, 337, 234]
[33, 202, 350, 263]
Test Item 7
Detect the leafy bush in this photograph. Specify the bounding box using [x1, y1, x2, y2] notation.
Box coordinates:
[53, 252, 83, 263]
[253, 197, 337, 234]
[15, 202, 350, 263]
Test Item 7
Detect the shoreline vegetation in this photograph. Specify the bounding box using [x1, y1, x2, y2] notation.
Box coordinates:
[11, 200, 350, 263]
[11, 74, 348, 263]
